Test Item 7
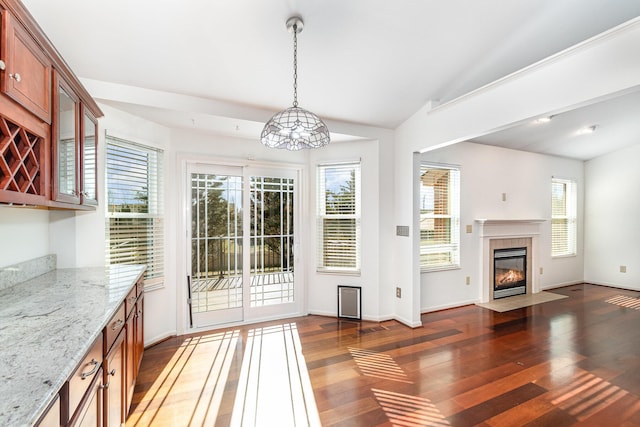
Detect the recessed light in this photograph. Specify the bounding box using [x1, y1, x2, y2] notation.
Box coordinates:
[577, 125, 597, 135]
[535, 115, 554, 124]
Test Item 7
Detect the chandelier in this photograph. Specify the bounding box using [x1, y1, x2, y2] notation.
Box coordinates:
[260, 16, 330, 150]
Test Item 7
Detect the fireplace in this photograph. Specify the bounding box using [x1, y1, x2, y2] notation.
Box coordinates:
[493, 247, 527, 299]
[475, 219, 545, 303]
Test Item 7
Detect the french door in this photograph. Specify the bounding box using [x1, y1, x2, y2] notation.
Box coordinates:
[187, 163, 299, 329]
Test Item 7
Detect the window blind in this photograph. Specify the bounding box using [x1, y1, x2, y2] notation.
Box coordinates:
[419, 163, 460, 270]
[316, 162, 361, 272]
[551, 178, 576, 257]
[105, 136, 164, 284]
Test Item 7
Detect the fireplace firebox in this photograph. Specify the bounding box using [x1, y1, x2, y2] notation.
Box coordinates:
[493, 247, 526, 299]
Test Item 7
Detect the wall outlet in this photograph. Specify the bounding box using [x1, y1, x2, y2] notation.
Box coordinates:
[502, 192, 507, 202]
[465, 276, 470, 285]
[466, 224, 472, 233]
[620, 265, 627, 273]
[396, 287, 402, 298]
[539, 267, 544, 275]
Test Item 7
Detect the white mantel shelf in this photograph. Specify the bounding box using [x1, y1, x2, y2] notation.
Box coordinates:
[474, 219, 547, 238]
[475, 219, 547, 224]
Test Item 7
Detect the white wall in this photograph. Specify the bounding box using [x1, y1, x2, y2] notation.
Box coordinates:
[394, 18, 640, 326]
[169, 129, 393, 326]
[98, 104, 173, 344]
[419, 142, 584, 312]
[307, 139, 382, 321]
[0, 208, 49, 268]
[584, 142, 640, 290]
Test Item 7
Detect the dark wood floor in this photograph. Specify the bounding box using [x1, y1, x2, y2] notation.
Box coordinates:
[127, 283, 640, 426]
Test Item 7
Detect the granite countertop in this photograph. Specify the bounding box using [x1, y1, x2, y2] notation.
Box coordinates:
[0, 264, 146, 427]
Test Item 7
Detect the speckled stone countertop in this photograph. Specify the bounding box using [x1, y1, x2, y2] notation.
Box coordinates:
[0, 264, 145, 427]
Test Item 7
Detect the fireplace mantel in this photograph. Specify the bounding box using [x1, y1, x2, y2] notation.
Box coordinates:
[475, 219, 546, 225]
[475, 219, 546, 238]
[475, 219, 546, 302]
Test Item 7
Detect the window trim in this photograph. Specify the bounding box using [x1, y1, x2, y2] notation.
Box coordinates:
[105, 135, 165, 287]
[316, 161, 362, 274]
[419, 162, 461, 272]
[551, 177, 577, 258]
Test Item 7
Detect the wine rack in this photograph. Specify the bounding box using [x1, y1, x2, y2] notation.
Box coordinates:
[0, 113, 44, 197]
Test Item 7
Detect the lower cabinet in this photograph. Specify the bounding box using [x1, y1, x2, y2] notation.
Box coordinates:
[35, 394, 60, 427]
[125, 311, 136, 413]
[135, 295, 144, 375]
[70, 369, 104, 427]
[49, 281, 144, 427]
[103, 332, 126, 427]
[68, 334, 103, 426]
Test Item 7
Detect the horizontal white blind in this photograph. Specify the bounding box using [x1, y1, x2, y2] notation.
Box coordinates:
[317, 163, 361, 271]
[106, 137, 164, 283]
[551, 178, 576, 256]
[419, 163, 460, 270]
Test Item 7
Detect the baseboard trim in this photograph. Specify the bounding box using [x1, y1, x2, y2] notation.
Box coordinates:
[540, 280, 584, 290]
[421, 299, 479, 314]
[144, 331, 176, 349]
[577, 281, 640, 292]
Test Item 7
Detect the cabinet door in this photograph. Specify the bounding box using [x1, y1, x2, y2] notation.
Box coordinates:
[125, 312, 136, 414]
[81, 108, 98, 205]
[52, 71, 80, 204]
[135, 295, 144, 374]
[71, 368, 103, 427]
[0, 10, 52, 123]
[103, 332, 125, 427]
[35, 394, 60, 427]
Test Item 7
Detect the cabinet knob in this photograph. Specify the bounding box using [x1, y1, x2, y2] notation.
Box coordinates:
[0, 60, 5, 71]
[9, 72, 21, 82]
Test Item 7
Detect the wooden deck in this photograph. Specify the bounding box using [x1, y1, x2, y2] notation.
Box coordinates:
[127, 283, 640, 426]
[190, 272, 294, 291]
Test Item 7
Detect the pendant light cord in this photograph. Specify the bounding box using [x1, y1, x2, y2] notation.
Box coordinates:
[293, 23, 298, 108]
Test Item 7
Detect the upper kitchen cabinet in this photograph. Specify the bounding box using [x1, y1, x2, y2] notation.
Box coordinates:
[0, 0, 103, 209]
[0, 8, 51, 123]
[53, 71, 80, 204]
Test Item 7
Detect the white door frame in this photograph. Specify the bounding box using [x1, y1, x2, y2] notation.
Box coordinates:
[176, 155, 307, 335]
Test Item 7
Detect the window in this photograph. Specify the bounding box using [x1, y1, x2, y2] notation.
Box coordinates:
[316, 162, 361, 272]
[105, 136, 164, 286]
[551, 178, 577, 257]
[419, 163, 460, 270]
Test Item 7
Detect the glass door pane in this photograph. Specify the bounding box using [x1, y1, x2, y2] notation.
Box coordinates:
[249, 176, 294, 307]
[189, 169, 243, 327]
[55, 80, 79, 203]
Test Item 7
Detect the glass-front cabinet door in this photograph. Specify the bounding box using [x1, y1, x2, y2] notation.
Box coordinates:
[81, 108, 98, 205]
[53, 72, 80, 204]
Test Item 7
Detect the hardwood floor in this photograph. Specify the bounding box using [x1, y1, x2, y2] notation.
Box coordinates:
[127, 284, 640, 426]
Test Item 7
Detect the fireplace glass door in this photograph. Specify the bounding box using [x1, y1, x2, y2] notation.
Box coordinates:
[493, 247, 526, 299]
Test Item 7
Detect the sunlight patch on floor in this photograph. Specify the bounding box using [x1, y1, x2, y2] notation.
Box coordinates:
[349, 347, 412, 383]
[372, 388, 451, 427]
[550, 371, 628, 421]
[231, 323, 321, 427]
[128, 330, 239, 427]
[605, 295, 640, 310]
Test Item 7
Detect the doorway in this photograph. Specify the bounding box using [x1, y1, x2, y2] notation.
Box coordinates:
[186, 163, 300, 329]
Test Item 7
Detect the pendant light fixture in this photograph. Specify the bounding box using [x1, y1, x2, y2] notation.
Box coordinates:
[260, 16, 330, 150]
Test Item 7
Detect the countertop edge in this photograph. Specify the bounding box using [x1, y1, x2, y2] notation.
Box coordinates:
[0, 265, 146, 427]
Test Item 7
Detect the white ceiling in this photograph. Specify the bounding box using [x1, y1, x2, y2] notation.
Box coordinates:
[22, 0, 640, 158]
